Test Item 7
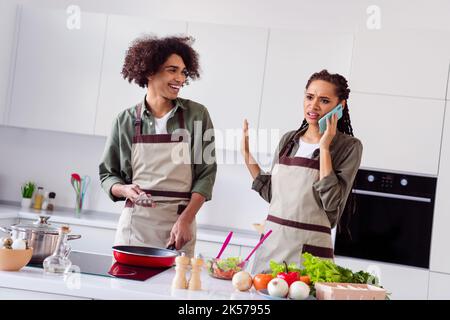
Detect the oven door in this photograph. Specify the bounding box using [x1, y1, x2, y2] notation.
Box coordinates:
[334, 190, 434, 269]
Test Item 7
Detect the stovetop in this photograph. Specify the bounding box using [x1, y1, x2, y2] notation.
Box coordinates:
[28, 251, 170, 281]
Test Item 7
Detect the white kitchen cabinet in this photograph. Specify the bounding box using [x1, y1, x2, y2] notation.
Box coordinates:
[182, 22, 268, 151]
[0, 2, 18, 125]
[429, 96, 450, 273]
[335, 256, 429, 300]
[195, 239, 240, 260]
[258, 29, 353, 148]
[7, 6, 106, 135]
[428, 272, 450, 300]
[350, 93, 445, 175]
[350, 30, 450, 100]
[63, 224, 116, 255]
[94, 14, 187, 137]
[0, 286, 90, 300]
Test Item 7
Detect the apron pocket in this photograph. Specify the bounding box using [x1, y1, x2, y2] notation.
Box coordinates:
[177, 204, 187, 215]
[302, 244, 334, 259]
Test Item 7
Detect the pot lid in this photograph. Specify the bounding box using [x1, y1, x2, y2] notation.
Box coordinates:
[11, 215, 59, 234]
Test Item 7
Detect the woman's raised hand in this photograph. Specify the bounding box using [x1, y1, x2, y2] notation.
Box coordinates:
[241, 119, 250, 156]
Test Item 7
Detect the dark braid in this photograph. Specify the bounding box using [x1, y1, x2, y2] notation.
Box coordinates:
[298, 69, 357, 237]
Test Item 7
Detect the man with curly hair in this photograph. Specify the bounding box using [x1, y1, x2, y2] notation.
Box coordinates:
[99, 35, 217, 257]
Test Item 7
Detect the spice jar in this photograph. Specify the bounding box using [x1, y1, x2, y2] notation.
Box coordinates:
[33, 187, 44, 211]
[43, 192, 56, 212]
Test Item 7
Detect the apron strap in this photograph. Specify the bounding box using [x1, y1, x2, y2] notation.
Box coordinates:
[267, 214, 331, 234]
[177, 108, 185, 129]
[134, 104, 143, 136]
[134, 103, 185, 136]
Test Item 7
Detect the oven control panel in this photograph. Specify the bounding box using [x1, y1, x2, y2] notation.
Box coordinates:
[356, 169, 436, 198]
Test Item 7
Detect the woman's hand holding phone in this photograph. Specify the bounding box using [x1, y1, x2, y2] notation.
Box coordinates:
[319, 113, 338, 150]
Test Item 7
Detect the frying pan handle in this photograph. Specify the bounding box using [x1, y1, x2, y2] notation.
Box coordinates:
[167, 243, 186, 256]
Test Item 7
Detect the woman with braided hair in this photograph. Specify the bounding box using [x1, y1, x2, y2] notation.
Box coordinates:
[241, 69, 362, 273]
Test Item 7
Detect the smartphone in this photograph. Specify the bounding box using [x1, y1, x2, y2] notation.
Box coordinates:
[318, 103, 343, 133]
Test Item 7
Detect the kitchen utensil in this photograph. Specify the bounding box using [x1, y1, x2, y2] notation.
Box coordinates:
[238, 229, 273, 267]
[216, 231, 233, 259]
[70, 173, 81, 194]
[134, 192, 155, 207]
[0, 248, 33, 271]
[0, 215, 81, 264]
[80, 175, 91, 205]
[112, 245, 179, 268]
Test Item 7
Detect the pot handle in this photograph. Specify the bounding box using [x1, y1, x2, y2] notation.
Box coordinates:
[68, 234, 82, 240]
[0, 226, 12, 234]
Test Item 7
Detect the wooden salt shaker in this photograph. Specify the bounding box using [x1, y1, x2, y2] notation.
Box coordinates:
[172, 252, 190, 289]
[188, 255, 204, 291]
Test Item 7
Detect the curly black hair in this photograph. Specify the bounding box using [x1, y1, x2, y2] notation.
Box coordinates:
[121, 35, 200, 88]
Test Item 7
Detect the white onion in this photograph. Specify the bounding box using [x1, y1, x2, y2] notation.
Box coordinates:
[232, 271, 253, 291]
[267, 278, 289, 298]
[288, 281, 310, 300]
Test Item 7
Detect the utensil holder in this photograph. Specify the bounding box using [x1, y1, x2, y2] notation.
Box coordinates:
[75, 193, 83, 217]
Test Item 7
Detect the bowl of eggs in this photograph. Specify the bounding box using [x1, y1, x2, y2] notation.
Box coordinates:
[0, 237, 33, 271]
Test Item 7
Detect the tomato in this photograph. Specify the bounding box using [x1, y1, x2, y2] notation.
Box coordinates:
[299, 275, 311, 285]
[253, 273, 274, 290]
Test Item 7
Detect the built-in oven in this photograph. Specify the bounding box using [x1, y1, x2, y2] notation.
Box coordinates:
[334, 168, 437, 269]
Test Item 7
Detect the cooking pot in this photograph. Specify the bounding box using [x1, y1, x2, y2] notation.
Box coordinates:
[112, 245, 179, 268]
[0, 215, 81, 264]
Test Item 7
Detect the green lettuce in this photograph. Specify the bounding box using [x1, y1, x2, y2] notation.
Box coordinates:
[301, 252, 379, 286]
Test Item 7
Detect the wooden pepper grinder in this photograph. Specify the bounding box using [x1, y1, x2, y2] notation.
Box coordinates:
[188, 254, 204, 291]
[172, 252, 190, 289]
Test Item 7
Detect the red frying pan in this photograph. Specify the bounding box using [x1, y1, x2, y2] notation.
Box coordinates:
[112, 244, 178, 268]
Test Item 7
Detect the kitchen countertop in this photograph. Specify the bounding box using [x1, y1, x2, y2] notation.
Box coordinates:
[0, 203, 260, 247]
[0, 257, 266, 300]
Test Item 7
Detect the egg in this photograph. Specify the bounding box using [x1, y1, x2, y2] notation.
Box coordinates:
[11, 238, 27, 250]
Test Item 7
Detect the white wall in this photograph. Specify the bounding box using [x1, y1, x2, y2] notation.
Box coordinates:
[0, 125, 123, 213]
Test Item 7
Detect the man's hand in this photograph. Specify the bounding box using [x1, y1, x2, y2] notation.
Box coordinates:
[167, 216, 192, 250]
[112, 184, 144, 202]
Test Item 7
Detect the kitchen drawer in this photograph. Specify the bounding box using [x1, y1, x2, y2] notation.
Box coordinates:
[195, 240, 240, 260]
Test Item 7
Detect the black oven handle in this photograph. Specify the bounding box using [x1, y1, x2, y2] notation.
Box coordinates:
[352, 189, 432, 203]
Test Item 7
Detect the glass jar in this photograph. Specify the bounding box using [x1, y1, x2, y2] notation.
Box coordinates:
[43, 225, 72, 275]
[33, 187, 44, 210]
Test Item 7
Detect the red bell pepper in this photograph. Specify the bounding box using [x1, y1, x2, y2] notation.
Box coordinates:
[276, 271, 299, 286]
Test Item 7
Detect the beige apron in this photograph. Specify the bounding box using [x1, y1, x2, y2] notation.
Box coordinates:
[114, 103, 196, 257]
[252, 139, 334, 274]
